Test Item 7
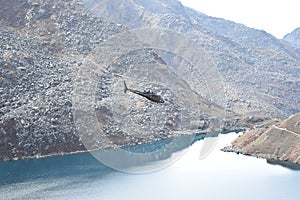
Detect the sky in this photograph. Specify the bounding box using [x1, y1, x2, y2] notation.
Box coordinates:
[179, 0, 300, 39]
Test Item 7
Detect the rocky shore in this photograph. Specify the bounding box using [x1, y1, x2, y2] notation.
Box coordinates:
[223, 113, 300, 165]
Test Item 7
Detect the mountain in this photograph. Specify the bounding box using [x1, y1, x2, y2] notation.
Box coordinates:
[1, 0, 299, 163]
[0, 0, 252, 161]
[83, 0, 300, 118]
[283, 27, 300, 50]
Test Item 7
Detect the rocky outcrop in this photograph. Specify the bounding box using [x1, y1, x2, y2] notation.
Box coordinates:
[223, 113, 300, 165]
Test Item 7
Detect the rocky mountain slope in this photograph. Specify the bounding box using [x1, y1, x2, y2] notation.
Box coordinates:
[0, 0, 127, 161]
[1, 0, 299, 165]
[283, 27, 300, 50]
[223, 112, 300, 165]
[83, 0, 300, 118]
[0, 0, 253, 161]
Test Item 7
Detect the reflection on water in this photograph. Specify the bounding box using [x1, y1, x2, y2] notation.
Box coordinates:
[1, 133, 300, 200]
[91, 134, 197, 173]
[0, 151, 114, 185]
[267, 159, 300, 170]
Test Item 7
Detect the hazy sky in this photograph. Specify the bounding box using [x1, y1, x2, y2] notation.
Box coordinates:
[179, 0, 300, 39]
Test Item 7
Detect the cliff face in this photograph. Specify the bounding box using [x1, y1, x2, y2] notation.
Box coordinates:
[223, 113, 300, 165]
[283, 27, 300, 50]
[83, 0, 300, 118]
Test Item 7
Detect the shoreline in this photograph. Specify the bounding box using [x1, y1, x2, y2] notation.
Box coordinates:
[222, 145, 300, 170]
[0, 132, 199, 163]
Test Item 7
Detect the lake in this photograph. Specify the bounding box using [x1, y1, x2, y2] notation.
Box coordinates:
[1, 133, 300, 200]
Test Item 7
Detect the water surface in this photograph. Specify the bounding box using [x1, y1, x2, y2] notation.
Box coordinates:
[1, 133, 299, 200]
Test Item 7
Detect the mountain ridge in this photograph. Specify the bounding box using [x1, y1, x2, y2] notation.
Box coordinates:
[283, 27, 300, 50]
[83, 0, 300, 118]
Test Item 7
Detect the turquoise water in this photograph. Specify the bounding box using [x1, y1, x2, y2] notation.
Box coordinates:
[1, 133, 299, 200]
